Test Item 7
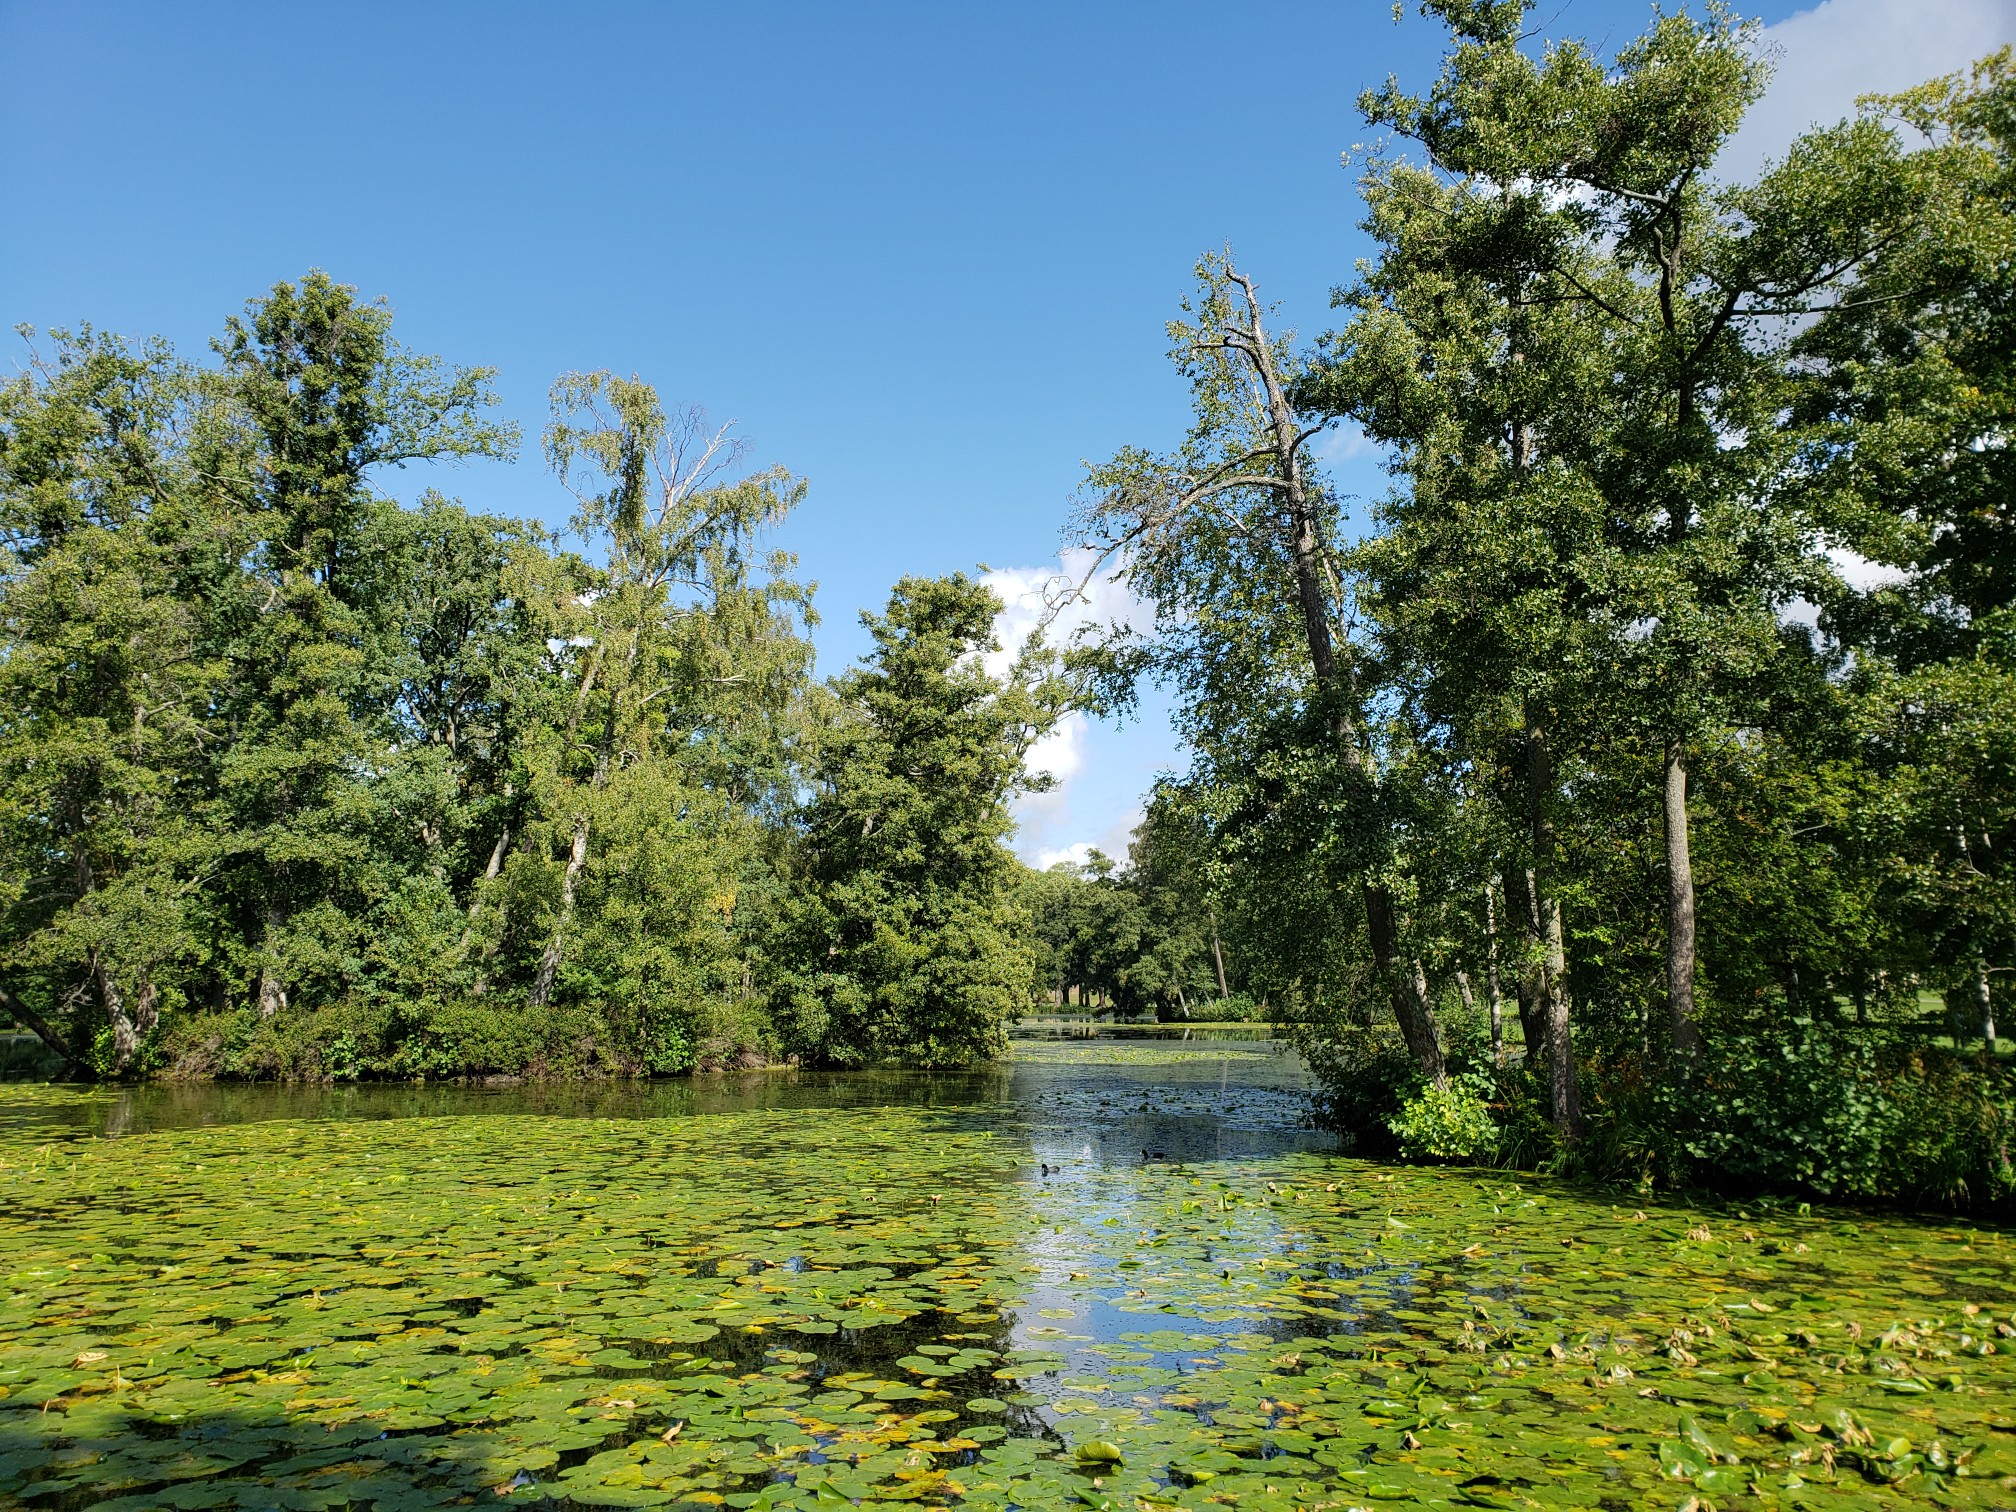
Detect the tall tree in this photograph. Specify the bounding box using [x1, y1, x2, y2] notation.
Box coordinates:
[214, 272, 516, 1017]
[1314, 0, 1925, 1064]
[527, 374, 813, 1045]
[1795, 51, 2016, 1045]
[773, 574, 1058, 1066]
[0, 329, 223, 1072]
[1073, 254, 1447, 1083]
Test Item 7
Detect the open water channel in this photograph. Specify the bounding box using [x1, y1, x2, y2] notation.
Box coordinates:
[1, 1036, 2013, 1510]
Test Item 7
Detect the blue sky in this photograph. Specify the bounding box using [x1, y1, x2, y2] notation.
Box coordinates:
[5, 0, 2009, 864]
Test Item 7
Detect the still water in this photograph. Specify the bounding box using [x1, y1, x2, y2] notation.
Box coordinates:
[1, 1039, 2012, 1510]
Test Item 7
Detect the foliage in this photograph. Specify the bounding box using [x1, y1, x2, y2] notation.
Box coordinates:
[1630, 1027, 2016, 1206]
[1061, 1, 2016, 1208]
[1387, 1070, 1499, 1163]
[153, 998, 647, 1082]
[766, 575, 1059, 1067]
[1020, 805, 1232, 1020]
[0, 279, 1050, 1081]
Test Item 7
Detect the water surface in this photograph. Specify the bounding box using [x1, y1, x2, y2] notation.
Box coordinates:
[2, 1040, 2011, 1510]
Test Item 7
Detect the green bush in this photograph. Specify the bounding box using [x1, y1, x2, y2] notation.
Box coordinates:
[1212, 993, 1268, 1024]
[1486, 1063, 1562, 1172]
[153, 997, 734, 1083]
[1302, 1030, 1417, 1157]
[1389, 1072, 1500, 1162]
[1562, 1024, 2016, 1210]
[1648, 1024, 2016, 1207]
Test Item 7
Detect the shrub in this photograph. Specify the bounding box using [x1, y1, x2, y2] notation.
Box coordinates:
[153, 996, 737, 1082]
[1651, 1023, 2015, 1207]
[1302, 1030, 1417, 1156]
[1389, 1072, 1500, 1162]
[1561, 1023, 2016, 1211]
[1210, 993, 1267, 1024]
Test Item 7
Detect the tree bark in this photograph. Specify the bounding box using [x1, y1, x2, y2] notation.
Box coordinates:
[1483, 879, 1507, 1067]
[1365, 885, 1446, 1080]
[1230, 266, 1446, 1086]
[257, 909, 287, 1019]
[464, 791, 515, 922]
[0, 985, 93, 1077]
[1517, 872, 1547, 1060]
[462, 791, 516, 994]
[1209, 910, 1230, 1001]
[531, 813, 589, 1008]
[530, 634, 633, 1009]
[1979, 963, 1997, 1054]
[1527, 715, 1580, 1134]
[1664, 742, 1703, 1054]
[94, 957, 160, 1075]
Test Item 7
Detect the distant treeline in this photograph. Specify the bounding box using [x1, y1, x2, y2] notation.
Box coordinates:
[0, 273, 1107, 1079]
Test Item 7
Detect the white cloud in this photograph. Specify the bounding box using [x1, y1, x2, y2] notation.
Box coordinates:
[1033, 806, 1147, 873]
[1312, 419, 1378, 465]
[1721, 0, 2014, 179]
[978, 547, 1155, 680]
[1829, 544, 1907, 592]
[981, 555, 1168, 866]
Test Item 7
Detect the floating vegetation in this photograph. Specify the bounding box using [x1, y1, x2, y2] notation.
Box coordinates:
[2, 1072, 2014, 1510]
[1006, 1041, 1300, 1071]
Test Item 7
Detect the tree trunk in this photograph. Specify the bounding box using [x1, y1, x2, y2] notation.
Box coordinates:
[463, 846, 509, 986]
[0, 985, 93, 1077]
[1231, 265, 1445, 1086]
[257, 910, 287, 1019]
[1527, 715, 1580, 1134]
[463, 797, 516, 995]
[462, 789, 515, 933]
[1365, 885, 1446, 1082]
[1517, 873, 1547, 1060]
[531, 635, 634, 1009]
[1664, 742, 1703, 1055]
[94, 957, 160, 1075]
[113, 983, 159, 1075]
[1209, 910, 1230, 1001]
[1484, 879, 1507, 1067]
[1979, 964, 1997, 1054]
[531, 813, 589, 1008]
[1456, 970, 1476, 1013]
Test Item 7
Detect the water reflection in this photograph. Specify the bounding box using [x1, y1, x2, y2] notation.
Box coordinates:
[2, 1037, 1327, 1159]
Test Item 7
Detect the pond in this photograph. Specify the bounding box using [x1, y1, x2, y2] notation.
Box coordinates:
[1, 1040, 2012, 1510]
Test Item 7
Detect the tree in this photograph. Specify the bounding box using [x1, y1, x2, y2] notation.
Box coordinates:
[522, 374, 813, 1064]
[1071, 253, 1447, 1083]
[773, 574, 1058, 1066]
[1793, 52, 2016, 1048]
[1311, 0, 1927, 1072]
[0, 329, 222, 1072]
[212, 271, 517, 1018]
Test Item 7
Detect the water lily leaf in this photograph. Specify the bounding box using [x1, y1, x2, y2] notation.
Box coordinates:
[1658, 1441, 1709, 1479]
[1693, 1465, 1745, 1495]
[2, 1066, 2012, 1512]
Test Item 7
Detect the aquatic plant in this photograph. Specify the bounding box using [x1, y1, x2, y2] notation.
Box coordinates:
[2, 1080, 2014, 1509]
